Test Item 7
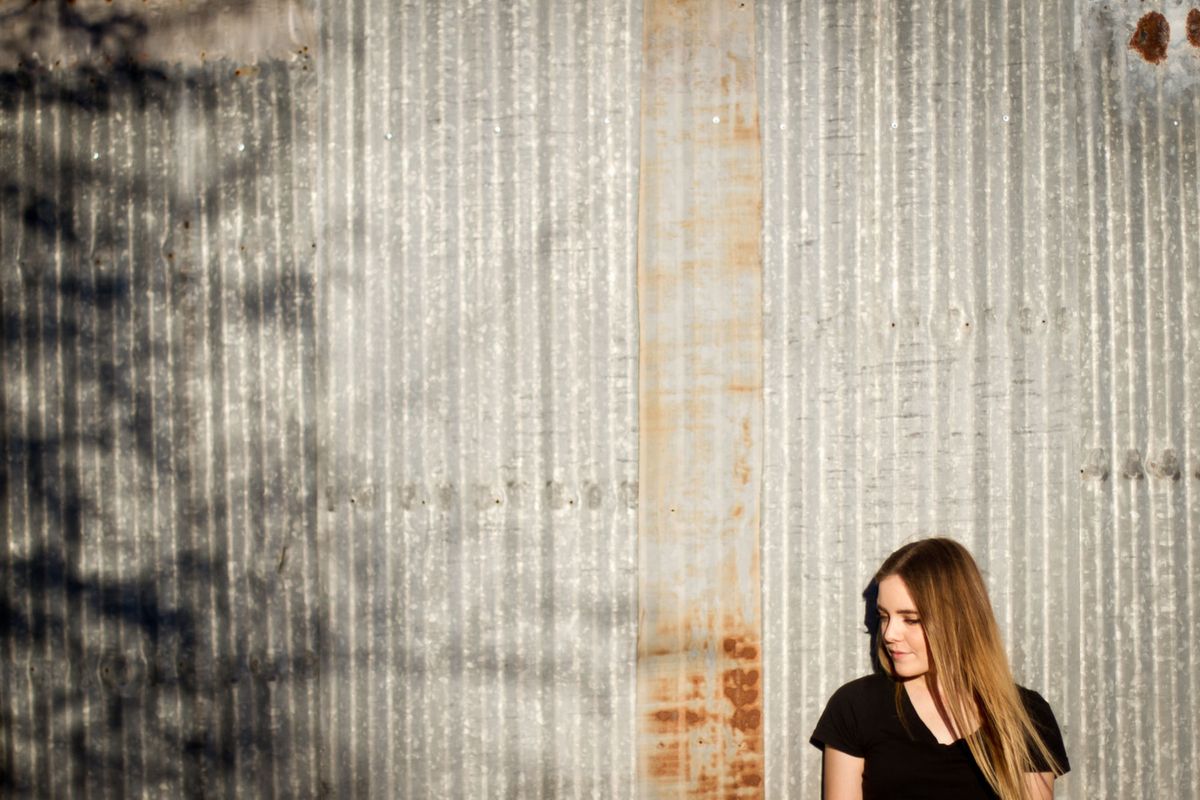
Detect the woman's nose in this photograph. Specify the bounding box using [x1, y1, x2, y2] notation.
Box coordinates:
[882, 619, 900, 642]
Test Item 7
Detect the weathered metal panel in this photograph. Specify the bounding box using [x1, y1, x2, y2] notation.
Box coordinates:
[1075, 5, 1200, 797]
[760, 1, 1198, 798]
[5, 0, 1200, 798]
[0, 7, 318, 797]
[636, 0, 764, 797]
[316, 0, 642, 797]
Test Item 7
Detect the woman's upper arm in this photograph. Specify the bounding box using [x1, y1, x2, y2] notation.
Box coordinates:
[822, 746, 865, 800]
[1024, 771, 1054, 799]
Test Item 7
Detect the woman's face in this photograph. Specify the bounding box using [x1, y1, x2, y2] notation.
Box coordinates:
[877, 574, 930, 681]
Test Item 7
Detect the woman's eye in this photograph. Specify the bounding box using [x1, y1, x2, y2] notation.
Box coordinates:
[904, 618, 921, 626]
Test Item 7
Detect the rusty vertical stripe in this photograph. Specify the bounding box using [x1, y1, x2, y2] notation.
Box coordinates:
[637, 0, 764, 797]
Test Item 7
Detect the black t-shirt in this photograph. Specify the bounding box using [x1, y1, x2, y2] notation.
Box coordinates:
[810, 673, 1070, 799]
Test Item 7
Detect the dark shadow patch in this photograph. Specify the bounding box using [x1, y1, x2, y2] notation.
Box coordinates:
[862, 579, 884, 675]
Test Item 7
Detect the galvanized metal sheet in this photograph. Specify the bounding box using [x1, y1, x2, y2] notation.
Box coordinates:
[759, 1, 1199, 798]
[0, 28, 319, 800]
[317, 0, 642, 797]
[4, 1, 1200, 798]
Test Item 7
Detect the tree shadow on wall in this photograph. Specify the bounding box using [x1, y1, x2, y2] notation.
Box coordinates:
[1, 4, 317, 798]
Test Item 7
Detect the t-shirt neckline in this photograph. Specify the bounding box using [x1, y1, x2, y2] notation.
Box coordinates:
[899, 680, 979, 748]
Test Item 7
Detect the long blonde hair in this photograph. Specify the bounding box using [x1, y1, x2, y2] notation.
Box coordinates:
[874, 538, 1061, 799]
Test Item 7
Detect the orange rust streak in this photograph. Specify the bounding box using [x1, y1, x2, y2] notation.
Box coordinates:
[637, 0, 764, 795]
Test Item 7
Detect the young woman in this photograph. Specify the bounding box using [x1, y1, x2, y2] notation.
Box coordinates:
[810, 538, 1070, 799]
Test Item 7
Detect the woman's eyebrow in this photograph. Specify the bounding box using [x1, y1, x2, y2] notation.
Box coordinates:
[876, 606, 919, 615]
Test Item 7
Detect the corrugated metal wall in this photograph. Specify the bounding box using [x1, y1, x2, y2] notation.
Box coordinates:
[316, 0, 642, 797]
[0, 7, 321, 796]
[759, 1, 1199, 797]
[2, 0, 1199, 797]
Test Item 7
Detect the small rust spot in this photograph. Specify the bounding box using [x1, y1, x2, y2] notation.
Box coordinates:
[730, 707, 761, 732]
[696, 770, 719, 793]
[648, 740, 683, 779]
[1129, 12, 1170, 64]
[722, 635, 759, 661]
[731, 504, 744, 518]
[741, 772, 763, 787]
[654, 709, 678, 723]
[723, 669, 760, 711]
[1188, 9, 1200, 47]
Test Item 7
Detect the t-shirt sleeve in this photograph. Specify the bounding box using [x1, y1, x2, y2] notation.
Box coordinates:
[810, 682, 866, 758]
[1021, 688, 1070, 776]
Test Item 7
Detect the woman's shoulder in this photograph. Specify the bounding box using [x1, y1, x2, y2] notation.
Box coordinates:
[825, 672, 894, 705]
[811, 673, 896, 755]
[1014, 684, 1057, 721]
[1013, 683, 1071, 775]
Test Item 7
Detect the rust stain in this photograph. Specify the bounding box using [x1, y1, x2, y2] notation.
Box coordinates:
[732, 415, 754, 485]
[649, 706, 708, 729]
[638, 0, 763, 794]
[730, 118, 760, 145]
[722, 669, 760, 713]
[642, 633, 763, 795]
[696, 770, 720, 794]
[1129, 12, 1170, 64]
[648, 739, 684, 780]
[1188, 9, 1200, 48]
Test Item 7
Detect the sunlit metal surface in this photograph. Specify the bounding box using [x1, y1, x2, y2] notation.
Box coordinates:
[316, 0, 643, 796]
[759, 1, 1200, 797]
[3, 0, 1198, 798]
